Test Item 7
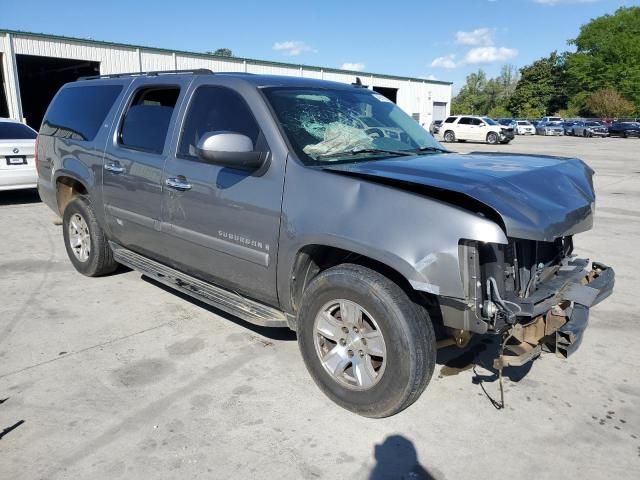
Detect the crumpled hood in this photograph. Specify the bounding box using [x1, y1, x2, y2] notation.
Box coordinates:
[322, 152, 596, 241]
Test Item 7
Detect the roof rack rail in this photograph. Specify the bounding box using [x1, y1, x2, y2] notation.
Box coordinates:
[78, 68, 213, 81]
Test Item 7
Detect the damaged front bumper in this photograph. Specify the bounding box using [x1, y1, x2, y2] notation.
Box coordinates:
[494, 261, 615, 369]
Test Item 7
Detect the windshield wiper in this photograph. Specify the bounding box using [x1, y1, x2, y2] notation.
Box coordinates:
[315, 148, 416, 160]
[414, 146, 449, 154]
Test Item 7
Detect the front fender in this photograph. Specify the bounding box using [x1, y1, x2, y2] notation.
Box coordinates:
[277, 163, 507, 312]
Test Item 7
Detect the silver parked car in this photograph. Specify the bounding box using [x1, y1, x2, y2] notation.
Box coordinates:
[536, 121, 565, 136]
[572, 121, 609, 137]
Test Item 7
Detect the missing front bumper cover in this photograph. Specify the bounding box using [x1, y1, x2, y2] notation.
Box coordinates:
[494, 262, 615, 370]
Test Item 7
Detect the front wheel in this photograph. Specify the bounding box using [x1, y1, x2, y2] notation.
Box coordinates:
[487, 132, 499, 144]
[63, 196, 118, 277]
[297, 264, 436, 418]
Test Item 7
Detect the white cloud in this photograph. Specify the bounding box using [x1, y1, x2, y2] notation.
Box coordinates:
[272, 41, 316, 56]
[340, 62, 365, 71]
[426, 74, 438, 80]
[464, 46, 518, 64]
[455, 28, 494, 46]
[430, 54, 457, 69]
[532, 0, 599, 4]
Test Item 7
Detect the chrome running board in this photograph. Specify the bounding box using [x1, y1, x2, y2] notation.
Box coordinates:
[110, 243, 288, 328]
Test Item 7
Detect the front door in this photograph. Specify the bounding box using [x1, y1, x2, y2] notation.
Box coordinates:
[455, 116, 473, 140]
[102, 77, 191, 259]
[160, 81, 286, 305]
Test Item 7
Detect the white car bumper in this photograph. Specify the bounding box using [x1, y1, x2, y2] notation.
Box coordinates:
[0, 167, 38, 191]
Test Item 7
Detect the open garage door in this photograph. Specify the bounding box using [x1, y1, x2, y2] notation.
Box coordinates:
[16, 54, 100, 129]
[0, 54, 10, 118]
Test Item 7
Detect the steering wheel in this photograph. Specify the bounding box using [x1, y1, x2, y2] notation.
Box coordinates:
[365, 127, 385, 139]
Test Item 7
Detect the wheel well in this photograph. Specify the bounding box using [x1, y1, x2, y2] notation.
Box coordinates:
[289, 245, 418, 314]
[56, 176, 88, 214]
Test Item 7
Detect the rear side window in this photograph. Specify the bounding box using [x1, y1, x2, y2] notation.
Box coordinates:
[444, 116, 456, 124]
[119, 86, 180, 154]
[40, 85, 123, 141]
[0, 122, 37, 140]
[458, 117, 472, 125]
[178, 86, 260, 158]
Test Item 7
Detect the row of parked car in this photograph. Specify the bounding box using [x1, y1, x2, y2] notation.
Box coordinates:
[498, 117, 640, 138]
[430, 116, 640, 142]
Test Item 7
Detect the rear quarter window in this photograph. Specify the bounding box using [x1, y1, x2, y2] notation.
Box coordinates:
[40, 84, 123, 141]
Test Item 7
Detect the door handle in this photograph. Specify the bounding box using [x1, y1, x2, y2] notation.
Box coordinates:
[104, 162, 125, 174]
[165, 177, 192, 191]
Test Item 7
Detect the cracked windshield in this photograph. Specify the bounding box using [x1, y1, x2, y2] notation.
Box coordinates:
[263, 87, 446, 164]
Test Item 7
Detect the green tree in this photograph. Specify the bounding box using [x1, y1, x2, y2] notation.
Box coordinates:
[586, 88, 636, 118]
[508, 52, 568, 117]
[565, 7, 640, 111]
[451, 70, 487, 115]
[207, 48, 234, 57]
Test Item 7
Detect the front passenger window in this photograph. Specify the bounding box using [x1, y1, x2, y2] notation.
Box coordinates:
[179, 86, 261, 158]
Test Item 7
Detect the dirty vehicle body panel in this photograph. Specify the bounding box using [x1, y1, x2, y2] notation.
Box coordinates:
[38, 72, 614, 414]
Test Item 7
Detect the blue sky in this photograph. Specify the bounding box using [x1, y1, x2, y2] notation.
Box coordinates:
[2, 0, 637, 89]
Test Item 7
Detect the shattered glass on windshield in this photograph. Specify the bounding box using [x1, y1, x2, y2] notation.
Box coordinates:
[263, 87, 445, 164]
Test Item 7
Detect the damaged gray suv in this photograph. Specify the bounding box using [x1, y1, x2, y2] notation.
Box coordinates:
[37, 70, 614, 417]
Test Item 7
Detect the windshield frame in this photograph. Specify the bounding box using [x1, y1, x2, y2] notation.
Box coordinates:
[260, 86, 447, 166]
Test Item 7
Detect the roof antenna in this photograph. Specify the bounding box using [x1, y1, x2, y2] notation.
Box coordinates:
[352, 76, 364, 87]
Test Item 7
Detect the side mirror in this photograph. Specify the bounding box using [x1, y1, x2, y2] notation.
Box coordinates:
[196, 132, 266, 171]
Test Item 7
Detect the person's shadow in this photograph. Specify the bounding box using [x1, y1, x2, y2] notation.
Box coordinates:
[369, 435, 436, 480]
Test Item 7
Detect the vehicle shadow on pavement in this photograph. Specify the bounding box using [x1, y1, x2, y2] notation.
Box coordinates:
[436, 336, 534, 409]
[369, 435, 436, 480]
[141, 276, 297, 342]
[0, 189, 41, 206]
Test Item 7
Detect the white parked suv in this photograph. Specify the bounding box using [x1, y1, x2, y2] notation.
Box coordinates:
[0, 118, 37, 191]
[515, 120, 536, 135]
[440, 115, 514, 144]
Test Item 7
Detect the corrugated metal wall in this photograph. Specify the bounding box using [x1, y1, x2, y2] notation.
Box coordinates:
[1, 31, 452, 125]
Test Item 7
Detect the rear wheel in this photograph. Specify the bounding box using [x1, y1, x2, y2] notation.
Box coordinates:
[487, 132, 499, 144]
[297, 264, 436, 418]
[443, 130, 456, 143]
[62, 196, 118, 277]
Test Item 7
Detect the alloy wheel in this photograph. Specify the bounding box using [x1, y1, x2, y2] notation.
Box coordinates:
[68, 213, 91, 262]
[313, 299, 387, 390]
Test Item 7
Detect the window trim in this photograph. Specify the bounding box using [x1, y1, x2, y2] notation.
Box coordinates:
[116, 84, 181, 156]
[41, 84, 124, 142]
[175, 84, 265, 162]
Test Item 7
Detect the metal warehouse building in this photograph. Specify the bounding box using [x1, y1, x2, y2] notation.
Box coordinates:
[0, 29, 452, 130]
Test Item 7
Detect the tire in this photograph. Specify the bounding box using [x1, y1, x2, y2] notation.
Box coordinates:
[62, 195, 118, 277]
[623, 131, 628, 138]
[487, 132, 499, 144]
[583, 130, 587, 137]
[297, 264, 436, 418]
[443, 130, 456, 143]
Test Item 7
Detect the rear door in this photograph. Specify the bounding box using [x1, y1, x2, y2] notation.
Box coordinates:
[159, 79, 286, 305]
[102, 77, 192, 259]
